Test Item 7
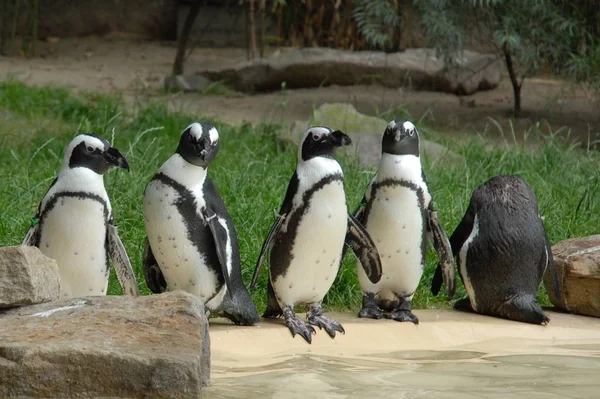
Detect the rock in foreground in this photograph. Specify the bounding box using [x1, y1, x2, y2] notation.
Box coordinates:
[0, 246, 61, 309]
[544, 236, 600, 318]
[0, 291, 210, 398]
[198, 47, 502, 95]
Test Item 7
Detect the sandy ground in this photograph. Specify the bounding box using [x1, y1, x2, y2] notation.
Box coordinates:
[1, 37, 599, 144]
[207, 310, 600, 398]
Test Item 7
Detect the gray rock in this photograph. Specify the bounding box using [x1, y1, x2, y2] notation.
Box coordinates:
[198, 47, 502, 95]
[0, 291, 210, 398]
[287, 103, 464, 167]
[165, 74, 212, 93]
[544, 236, 600, 318]
[0, 246, 61, 309]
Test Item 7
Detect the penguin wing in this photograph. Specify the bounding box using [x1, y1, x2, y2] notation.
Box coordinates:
[142, 236, 167, 294]
[107, 220, 140, 296]
[346, 213, 383, 284]
[250, 212, 286, 290]
[427, 203, 456, 299]
[543, 228, 561, 298]
[203, 204, 241, 297]
[431, 200, 476, 296]
[251, 172, 299, 290]
[22, 177, 58, 247]
[22, 224, 40, 246]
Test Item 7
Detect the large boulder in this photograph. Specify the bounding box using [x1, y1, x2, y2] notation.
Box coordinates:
[0, 291, 210, 398]
[544, 235, 600, 318]
[0, 246, 61, 309]
[198, 47, 502, 95]
[287, 103, 464, 167]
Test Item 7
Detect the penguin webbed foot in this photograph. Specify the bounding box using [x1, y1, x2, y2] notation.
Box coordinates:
[385, 299, 419, 324]
[283, 307, 315, 343]
[385, 309, 419, 324]
[358, 293, 383, 320]
[307, 306, 345, 338]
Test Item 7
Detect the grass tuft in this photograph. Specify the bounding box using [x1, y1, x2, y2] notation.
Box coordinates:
[1, 80, 599, 312]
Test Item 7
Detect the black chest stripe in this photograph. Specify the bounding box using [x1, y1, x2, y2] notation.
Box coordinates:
[271, 173, 344, 281]
[151, 173, 224, 292]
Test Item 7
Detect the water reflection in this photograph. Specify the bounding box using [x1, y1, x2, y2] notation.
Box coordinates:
[205, 352, 600, 399]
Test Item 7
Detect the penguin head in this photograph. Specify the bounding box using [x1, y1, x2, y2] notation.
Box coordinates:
[176, 122, 220, 168]
[382, 119, 420, 156]
[66, 133, 129, 174]
[299, 126, 352, 162]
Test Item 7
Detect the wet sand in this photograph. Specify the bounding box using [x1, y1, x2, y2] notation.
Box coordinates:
[206, 310, 600, 398]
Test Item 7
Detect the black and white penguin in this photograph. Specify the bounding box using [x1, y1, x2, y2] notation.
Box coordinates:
[431, 175, 560, 325]
[251, 126, 383, 344]
[353, 120, 455, 324]
[142, 122, 259, 326]
[22, 133, 139, 299]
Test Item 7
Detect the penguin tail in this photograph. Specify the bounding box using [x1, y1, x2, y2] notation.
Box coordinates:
[262, 279, 283, 319]
[494, 294, 550, 325]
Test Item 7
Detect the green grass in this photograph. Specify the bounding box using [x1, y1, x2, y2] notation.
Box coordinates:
[1, 80, 599, 313]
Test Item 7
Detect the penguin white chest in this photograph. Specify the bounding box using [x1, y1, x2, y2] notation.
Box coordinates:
[39, 196, 109, 299]
[360, 185, 426, 299]
[144, 180, 223, 307]
[274, 180, 347, 306]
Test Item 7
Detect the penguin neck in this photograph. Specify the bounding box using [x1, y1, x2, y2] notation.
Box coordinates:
[57, 165, 107, 194]
[377, 153, 422, 182]
[160, 153, 208, 188]
[297, 156, 343, 187]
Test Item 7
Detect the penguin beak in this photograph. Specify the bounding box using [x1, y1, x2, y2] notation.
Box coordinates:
[394, 129, 403, 142]
[328, 130, 352, 147]
[105, 147, 130, 171]
[195, 138, 210, 160]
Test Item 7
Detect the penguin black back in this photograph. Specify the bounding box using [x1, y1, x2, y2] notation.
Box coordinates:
[446, 175, 557, 325]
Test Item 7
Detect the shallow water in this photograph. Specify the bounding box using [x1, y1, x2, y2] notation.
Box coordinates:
[205, 351, 600, 399]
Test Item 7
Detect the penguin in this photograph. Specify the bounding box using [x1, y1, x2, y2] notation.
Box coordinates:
[142, 122, 259, 326]
[251, 126, 383, 344]
[22, 133, 139, 299]
[352, 120, 455, 324]
[431, 175, 560, 325]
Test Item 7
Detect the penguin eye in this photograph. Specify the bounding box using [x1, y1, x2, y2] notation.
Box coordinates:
[312, 133, 321, 141]
[407, 129, 415, 137]
[86, 146, 95, 153]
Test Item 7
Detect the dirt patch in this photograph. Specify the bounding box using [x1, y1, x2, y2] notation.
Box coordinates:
[1, 37, 598, 144]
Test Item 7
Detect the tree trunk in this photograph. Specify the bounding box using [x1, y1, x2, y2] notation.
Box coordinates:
[172, 0, 202, 76]
[503, 46, 522, 117]
[258, 0, 266, 58]
[248, 0, 257, 60]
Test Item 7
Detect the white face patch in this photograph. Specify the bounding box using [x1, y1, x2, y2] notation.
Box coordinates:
[187, 123, 203, 140]
[403, 121, 416, 134]
[208, 127, 219, 144]
[387, 120, 397, 130]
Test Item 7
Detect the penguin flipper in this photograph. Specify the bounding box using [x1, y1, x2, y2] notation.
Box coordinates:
[142, 236, 167, 294]
[202, 205, 236, 297]
[22, 222, 40, 246]
[250, 212, 286, 290]
[346, 213, 383, 284]
[543, 229, 561, 298]
[23, 177, 58, 247]
[427, 204, 455, 299]
[107, 221, 140, 296]
[431, 200, 476, 297]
